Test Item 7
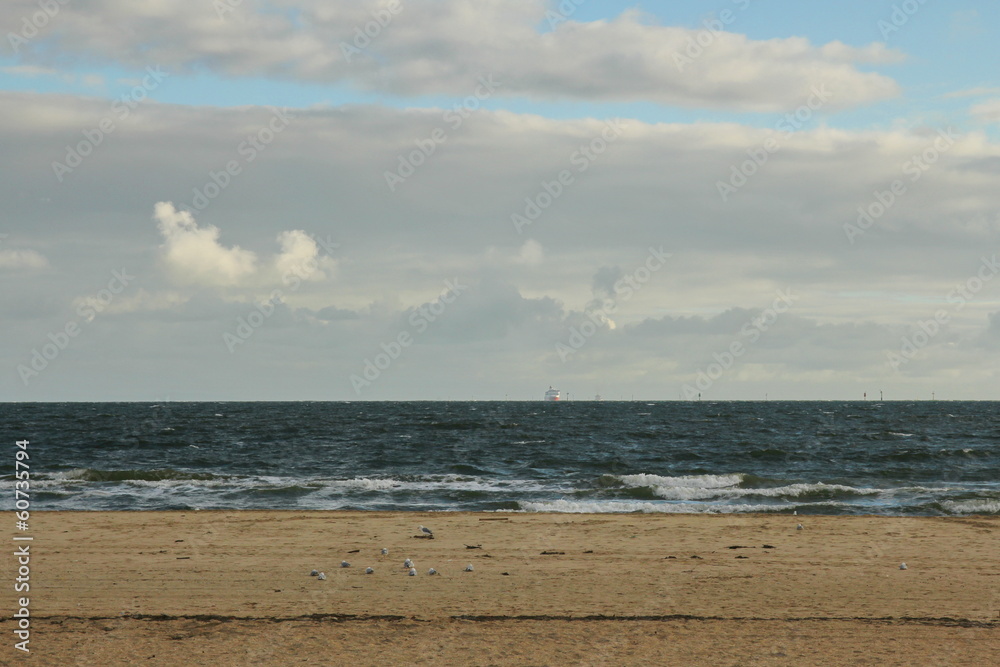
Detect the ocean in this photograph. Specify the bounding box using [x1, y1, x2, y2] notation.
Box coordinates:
[3, 401, 998, 515]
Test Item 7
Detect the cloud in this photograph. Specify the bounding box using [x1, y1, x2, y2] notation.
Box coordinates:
[970, 99, 1000, 124]
[71, 289, 188, 316]
[514, 239, 544, 265]
[274, 229, 335, 282]
[942, 86, 1000, 99]
[1, 0, 901, 111]
[313, 305, 360, 321]
[154, 201, 258, 286]
[404, 277, 564, 344]
[0, 248, 48, 270]
[591, 266, 623, 300]
[0, 65, 58, 78]
[4, 93, 1000, 398]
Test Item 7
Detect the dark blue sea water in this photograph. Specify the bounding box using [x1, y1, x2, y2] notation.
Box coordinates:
[2, 401, 998, 515]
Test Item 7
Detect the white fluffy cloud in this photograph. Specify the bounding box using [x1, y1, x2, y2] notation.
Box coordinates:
[1, 0, 900, 111]
[152, 203, 335, 291]
[154, 201, 258, 286]
[274, 230, 334, 282]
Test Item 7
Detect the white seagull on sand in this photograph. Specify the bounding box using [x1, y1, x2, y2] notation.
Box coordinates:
[404, 558, 413, 568]
[365, 567, 374, 574]
[317, 572, 326, 580]
[419, 525, 433, 537]
[796, 523, 803, 531]
[309, 570, 319, 576]
[464, 564, 474, 572]
[341, 561, 351, 568]
[381, 548, 389, 555]
[899, 562, 907, 570]
[428, 568, 438, 575]
[408, 567, 417, 576]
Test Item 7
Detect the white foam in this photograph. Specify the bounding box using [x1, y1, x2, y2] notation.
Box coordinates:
[661, 482, 878, 501]
[940, 499, 1000, 514]
[616, 473, 744, 489]
[324, 478, 400, 492]
[517, 499, 789, 514]
[616, 474, 879, 501]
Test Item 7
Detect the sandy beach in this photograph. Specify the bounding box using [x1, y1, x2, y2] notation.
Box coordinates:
[3, 511, 998, 665]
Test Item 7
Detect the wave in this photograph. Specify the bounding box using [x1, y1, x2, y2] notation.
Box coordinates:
[615, 473, 745, 489]
[517, 499, 790, 514]
[21, 472, 557, 497]
[49, 468, 221, 482]
[607, 472, 886, 502]
[938, 499, 1000, 515]
[320, 477, 401, 492]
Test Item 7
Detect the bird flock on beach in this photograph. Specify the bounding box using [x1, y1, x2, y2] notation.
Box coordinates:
[306, 518, 911, 581]
[309, 524, 476, 581]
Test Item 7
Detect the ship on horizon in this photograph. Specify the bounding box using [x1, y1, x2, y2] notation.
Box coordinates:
[544, 386, 561, 401]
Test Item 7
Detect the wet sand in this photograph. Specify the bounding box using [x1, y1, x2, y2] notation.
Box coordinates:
[3, 511, 998, 665]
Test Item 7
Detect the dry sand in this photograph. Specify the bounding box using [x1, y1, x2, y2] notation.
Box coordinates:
[2, 511, 998, 665]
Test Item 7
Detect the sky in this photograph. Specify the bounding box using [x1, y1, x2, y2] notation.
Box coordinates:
[1, 0, 999, 401]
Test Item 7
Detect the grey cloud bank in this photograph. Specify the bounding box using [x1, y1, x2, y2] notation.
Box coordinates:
[2, 90, 999, 400]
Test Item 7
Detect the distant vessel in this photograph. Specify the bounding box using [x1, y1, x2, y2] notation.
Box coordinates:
[594, 394, 603, 401]
[544, 386, 561, 401]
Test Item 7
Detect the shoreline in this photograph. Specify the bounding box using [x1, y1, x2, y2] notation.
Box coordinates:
[4, 511, 997, 664]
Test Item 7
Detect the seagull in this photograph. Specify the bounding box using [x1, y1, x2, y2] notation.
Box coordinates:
[900, 562, 908, 570]
[419, 525, 433, 537]
[404, 558, 413, 568]
[381, 548, 389, 555]
[317, 572, 326, 580]
[408, 567, 417, 576]
[793, 510, 797, 515]
[428, 568, 438, 575]
[309, 570, 319, 576]
[365, 567, 374, 574]
[796, 523, 803, 531]
[464, 564, 474, 572]
[341, 561, 351, 568]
